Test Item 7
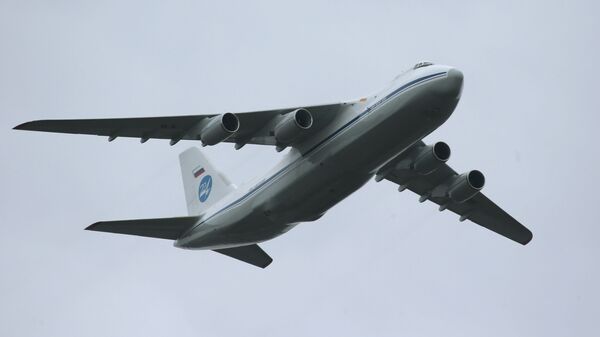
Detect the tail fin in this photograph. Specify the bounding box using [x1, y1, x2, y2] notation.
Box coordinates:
[179, 147, 235, 215]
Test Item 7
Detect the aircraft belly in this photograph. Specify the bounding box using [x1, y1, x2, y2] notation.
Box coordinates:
[176, 205, 294, 249]
[264, 91, 447, 222]
[261, 161, 372, 222]
[179, 79, 458, 249]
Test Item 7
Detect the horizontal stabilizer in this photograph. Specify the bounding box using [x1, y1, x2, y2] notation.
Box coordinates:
[86, 216, 200, 240]
[214, 244, 273, 268]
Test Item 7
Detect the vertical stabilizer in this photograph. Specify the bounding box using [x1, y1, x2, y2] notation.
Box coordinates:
[179, 147, 235, 215]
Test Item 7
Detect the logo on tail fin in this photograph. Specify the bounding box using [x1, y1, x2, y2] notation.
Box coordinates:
[198, 175, 212, 202]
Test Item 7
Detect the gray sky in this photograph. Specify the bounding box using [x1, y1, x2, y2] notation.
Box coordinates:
[1, 1, 599, 336]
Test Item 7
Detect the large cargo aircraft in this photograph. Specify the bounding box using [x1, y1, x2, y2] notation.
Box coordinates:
[14, 62, 532, 268]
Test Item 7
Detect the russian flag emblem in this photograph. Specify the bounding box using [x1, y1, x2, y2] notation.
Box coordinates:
[193, 166, 205, 178]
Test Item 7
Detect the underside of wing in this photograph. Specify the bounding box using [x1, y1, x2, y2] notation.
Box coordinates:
[14, 102, 346, 150]
[378, 141, 532, 245]
[15, 115, 207, 143]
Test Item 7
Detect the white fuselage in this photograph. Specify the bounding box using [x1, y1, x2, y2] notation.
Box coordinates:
[176, 65, 464, 249]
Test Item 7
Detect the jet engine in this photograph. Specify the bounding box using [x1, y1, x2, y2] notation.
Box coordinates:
[447, 170, 485, 203]
[274, 108, 313, 146]
[200, 113, 240, 145]
[411, 141, 451, 174]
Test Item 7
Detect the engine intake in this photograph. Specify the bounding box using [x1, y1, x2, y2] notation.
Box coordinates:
[200, 113, 240, 146]
[412, 141, 451, 174]
[274, 108, 313, 146]
[448, 170, 485, 203]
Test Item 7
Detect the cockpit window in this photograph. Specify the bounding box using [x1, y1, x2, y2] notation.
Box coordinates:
[413, 61, 434, 69]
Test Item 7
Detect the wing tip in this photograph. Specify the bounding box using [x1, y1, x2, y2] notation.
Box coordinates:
[259, 257, 274, 269]
[519, 229, 533, 245]
[85, 222, 101, 231]
[13, 120, 55, 131]
[13, 121, 35, 130]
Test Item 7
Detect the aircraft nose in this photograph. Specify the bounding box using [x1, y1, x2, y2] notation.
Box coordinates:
[443, 68, 463, 98]
[428, 68, 463, 100]
[422, 67, 463, 120]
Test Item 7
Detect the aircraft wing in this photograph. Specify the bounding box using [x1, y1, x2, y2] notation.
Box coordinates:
[378, 141, 532, 245]
[13, 102, 345, 147]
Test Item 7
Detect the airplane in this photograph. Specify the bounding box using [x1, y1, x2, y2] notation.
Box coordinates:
[14, 61, 532, 268]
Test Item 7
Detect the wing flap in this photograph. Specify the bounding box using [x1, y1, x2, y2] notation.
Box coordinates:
[86, 216, 200, 240]
[213, 244, 273, 268]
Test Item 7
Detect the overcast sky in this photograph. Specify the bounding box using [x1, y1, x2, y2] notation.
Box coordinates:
[1, 1, 599, 336]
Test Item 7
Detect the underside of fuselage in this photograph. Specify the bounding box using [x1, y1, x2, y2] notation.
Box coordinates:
[176, 66, 464, 250]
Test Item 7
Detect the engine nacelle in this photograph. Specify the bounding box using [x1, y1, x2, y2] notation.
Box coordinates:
[448, 170, 485, 203]
[274, 108, 313, 146]
[412, 141, 451, 174]
[200, 113, 240, 146]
